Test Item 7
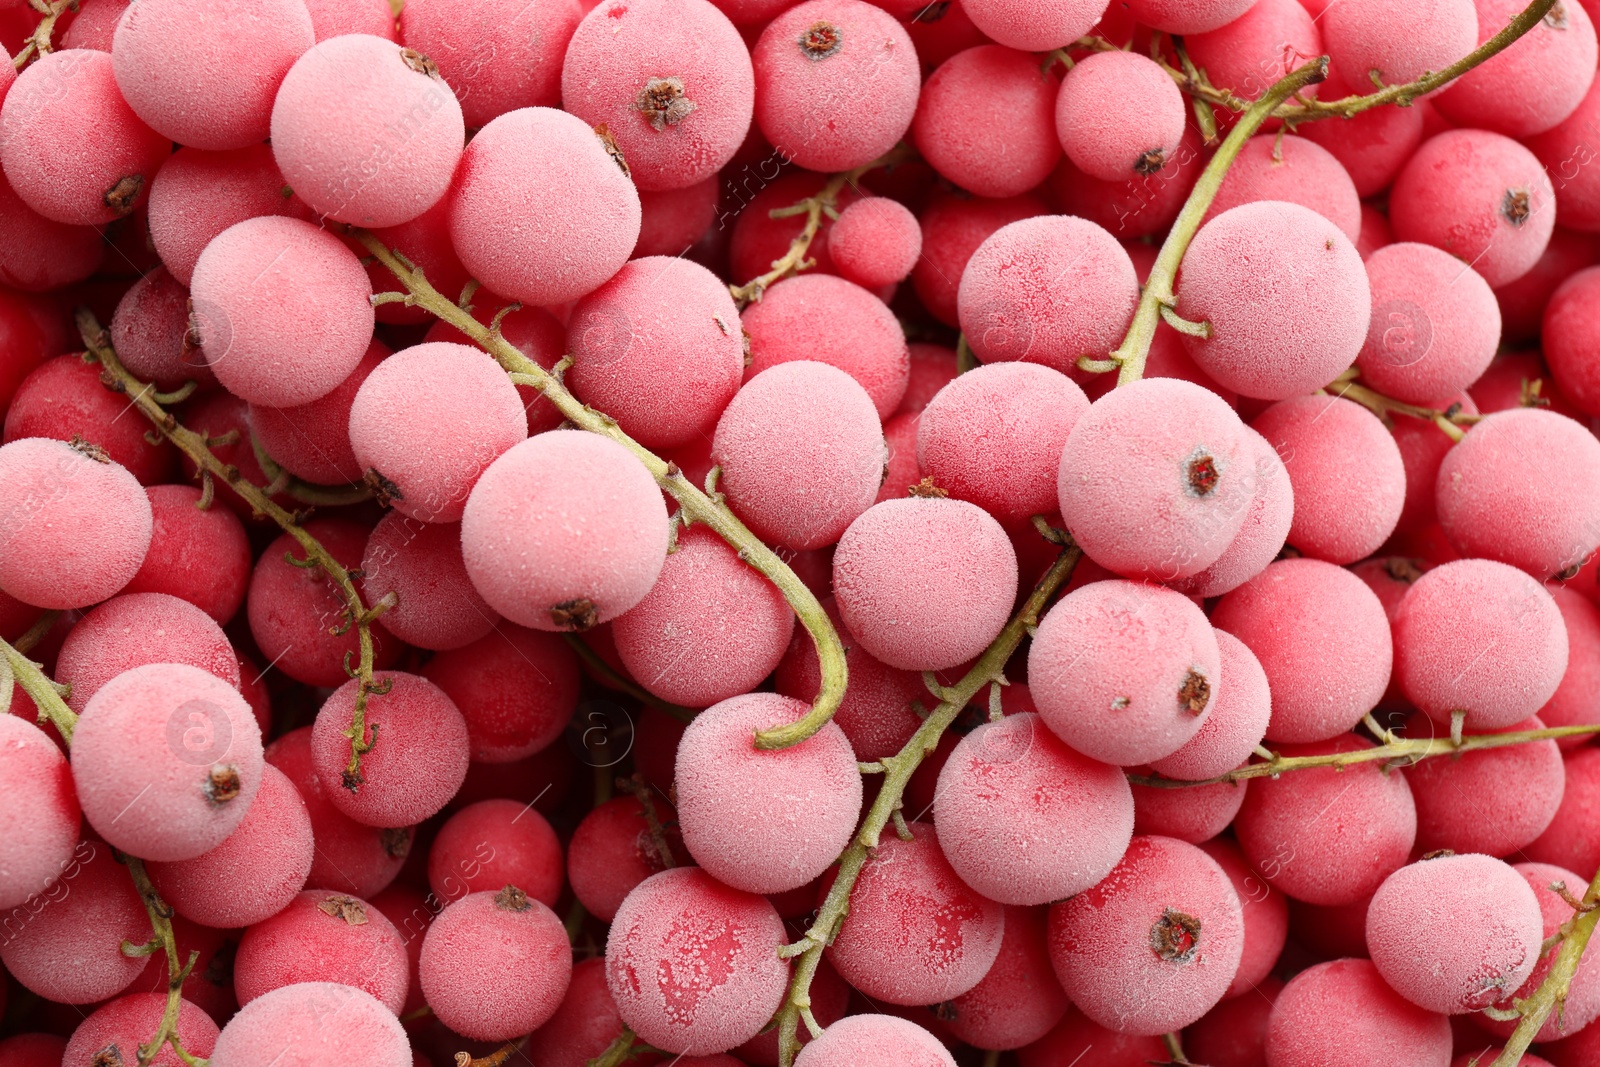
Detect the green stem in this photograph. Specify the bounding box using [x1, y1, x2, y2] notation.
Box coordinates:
[250, 434, 376, 507]
[772, 545, 1083, 1066]
[0, 633, 76, 744]
[1128, 722, 1600, 787]
[354, 233, 848, 752]
[1113, 56, 1330, 386]
[124, 857, 207, 1067]
[562, 634, 695, 724]
[587, 1028, 639, 1067]
[1491, 864, 1600, 1067]
[79, 312, 386, 788]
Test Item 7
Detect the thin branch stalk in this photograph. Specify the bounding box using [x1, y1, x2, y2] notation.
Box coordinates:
[1128, 723, 1600, 788]
[1491, 864, 1600, 1066]
[78, 313, 387, 786]
[354, 233, 847, 752]
[0, 632, 77, 743]
[124, 857, 207, 1067]
[771, 546, 1083, 1066]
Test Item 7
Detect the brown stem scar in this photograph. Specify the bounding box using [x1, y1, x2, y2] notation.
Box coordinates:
[551, 598, 599, 631]
[1151, 908, 1202, 962]
[495, 885, 532, 912]
[1187, 453, 1219, 495]
[1179, 670, 1211, 714]
[104, 175, 143, 216]
[204, 765, 241, 804]
[635, 77, 697, 131]
[317, 895, 370, 925]
[799, 21, 842, 59]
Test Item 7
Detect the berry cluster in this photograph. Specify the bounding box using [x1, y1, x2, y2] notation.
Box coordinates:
[0, 0, 1598, 1066]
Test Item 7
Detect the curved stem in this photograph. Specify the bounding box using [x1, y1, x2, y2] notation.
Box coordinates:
[354, 234, 847, 752]
[0, 632, 76, 744]
[1128, 723, 1600, 788]
[124, 856, 208, 1067]
[11, 0, 73, 69]
[1327, 376, 1477, 442]
[1491, 864, 1600, 1066]
[772, 545, 1083, 1066]
[587, 1028, 640, 1067]
[1112, 56, 1330, 386]
[250, 434, 376, 507]
[454, 1040, 522, 1067]
[561, 634, 696, 724]
[79, 312, 386, 787]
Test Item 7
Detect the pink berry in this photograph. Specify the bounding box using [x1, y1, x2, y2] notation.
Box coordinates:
[0, 170, 103, 291]
[1527, 747, 1600, 875]
[147, 763, 313, 929]
[773, 596, 923, 762]
[1132, 776, 1249, 843]
[461, 431, 669, 630]
[1212, 558, 1392, 743]
[914, 46, 1062, 199]
[304, 0, 396, 39]
[366, 882, 430, 1017]
[1497, 230, 1600, 346]
[190, 216, 375, 408]
[1438, 408, 1600, 578]
[635, 176, 719, 257]
[1389, 394, 1480, 536]
[360, 514, 499, 652]
[5, 353, 177, 485]
[1298, 70, 1426, 198]
[1405, 712, 1564, 855]
[0, 840, 149, 1003]
[0, 49, 170, 225]
[827, 821, 1005, 1005]
[56, 592, 240, 714]
[1048, 835, 1246, 1035]
[743, 273, 910, 419]
[0, 715, 78, 910]
[266, 727, 410, 899]
[1357, 242, 1501, 402]
[145, 144, 302, 287]
[1264, 958, 1452, 1067]
[613, 524, 794, 707]
[448, 106, 640, 306]
[73, 662, 263, 861]
[1055, 51, 1186, 183]
[110, 266, 211, 390]
[400, 0, 580, 127]
[1394, 558, 1568, 731]
[1541, 585, 1600, 745]
[1250, 394, 1406, 564]
[1367, 853, 1543, 1014]
[1391, 130, 1556, 288]
[420, 886, 572, 1039]
[565, 0, 753, 190]
[1058, 377, 1254, 580]
[752, 0, 919, 173]
[1437, 0, 1597, 137]
[0, 437, 152, 609]
[208, 982, 411, 1067]
[420, 625, 580, 762]
[568, 255, 747, 448]
[1531, 79, 1600, 233]
[1184, 976, 1283, 1066]
[1324, 0, 1479, 87]
[525, 957, 635, 1066]
[1177, 201, 1371, 400]
[878, 410, 923, 503]
[946, 905, 1070, 1050]
[1148, 630, 1272, 781]
[1123, 0, 1255, 33]
[64, 993, 219, 1067]
[1048, 125, 1205, 242]
[429, 798, 563, 908]
[916, 362, 1089, 522]
[914, 189, 1048, 326]
[311, 671, 470, 827]
[249, 340, 385, 487]
[1543, 265, 1600, 416]
[1199, 837, 1290, 998]
[120, 485, 249, 626]
[1168, 427, 1295, 599]
[959, 214, 1139, 372]
[235, 889, 410, 1014]
[962, 0, 1104, 49]
[569, 795, 683, 922]
[605, 866, 789, 1054]
[1482, 862, 1600, 1041]
[61, 0, 132, 50]
[934, 712, 1135, 904]
[712, 361, 886, 551]
[728, 170, 867, 288]
[1016, 1007, 1168, 1067]
[834, 497, 1018, 671]
[828, 197, 922, 289]
[900, 342, 959, 415]
[1030, 579, 1220, 766]
[1203, 135, 1362, 244]
[112, 0, 314, 150]
[349, 341, 526, 523]
[675, 692, 860, 893]
[423, 300, 569, 435]
[794, 1015, 956, 1067]
[1186, 0, 1324, 105]
[1235, 734, 1417, 905]
[271, 34, 464, 227]
[362, 199, 469, 326]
